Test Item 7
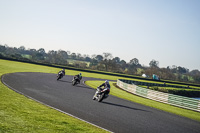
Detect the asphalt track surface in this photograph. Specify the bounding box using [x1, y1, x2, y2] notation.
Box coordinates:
[2, 72, 200, 133]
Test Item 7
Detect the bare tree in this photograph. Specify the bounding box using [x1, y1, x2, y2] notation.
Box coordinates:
[103, 53, 113, 60]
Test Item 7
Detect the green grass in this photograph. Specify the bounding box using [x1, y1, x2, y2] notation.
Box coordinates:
[0, 59, 108, 133]
[85, 80, 200, 122]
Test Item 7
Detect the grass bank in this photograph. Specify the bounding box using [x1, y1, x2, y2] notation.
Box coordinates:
[0, 59, 108, 133]
[85, 81, 200, 122]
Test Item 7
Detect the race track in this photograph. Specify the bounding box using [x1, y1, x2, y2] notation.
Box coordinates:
[2, 72, 200, 133]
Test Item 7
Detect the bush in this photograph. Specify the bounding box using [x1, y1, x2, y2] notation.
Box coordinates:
[149, 86, 200, 97]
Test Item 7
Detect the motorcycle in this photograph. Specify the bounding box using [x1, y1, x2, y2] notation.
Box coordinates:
[93, 87, 109, 102]
[57, 71, 64, 80]
[72, 76, 79, 86]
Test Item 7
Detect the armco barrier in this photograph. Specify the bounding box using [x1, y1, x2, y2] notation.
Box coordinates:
[147, 89, 169, 104]
[117, 79, 200, 112]
[198, 101, 200, 112]
[168, 94, 199, 110]
[136, 86, 148, 97]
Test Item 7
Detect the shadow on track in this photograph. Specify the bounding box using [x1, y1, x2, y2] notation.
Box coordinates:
[74, 85, 93, 90]
[57, 80, 93, 90]
[57, 80, 71, 83]
[102, 101, 151, 112]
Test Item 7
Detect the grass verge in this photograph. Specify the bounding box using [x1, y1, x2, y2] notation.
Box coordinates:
[85, 80, 200, 122]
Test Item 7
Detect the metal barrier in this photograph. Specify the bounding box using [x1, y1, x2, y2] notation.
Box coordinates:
[117, 79, 200, 112]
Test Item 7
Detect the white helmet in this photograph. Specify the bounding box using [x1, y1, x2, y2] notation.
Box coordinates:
[105, 80, 109, 84]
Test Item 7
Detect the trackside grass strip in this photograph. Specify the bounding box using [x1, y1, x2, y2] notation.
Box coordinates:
[0, 59, 108, 133]
[85, 81, 200, 122]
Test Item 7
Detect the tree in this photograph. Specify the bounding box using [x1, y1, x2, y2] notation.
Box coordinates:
[37, 48, 46, 54]
[18, 46, 25, 51]
[58, 50, 68, 59]
[0, 45, 6, 52]
[103, 53, 113, 71]
[77, 53, 82, 60]
[149, 59, 159, 68]
[85, 57, 91, 62]
[103, 53, 113, 60]
[127, 58, 141, 74]
[190, 70, 200, 75]
[91, 54, 96, 59]
[171, 65, 177, 73]
[129, 58, 139, 66]
[66, 51, 71, 55]
[29, 49, 36, 53]
[35, 48, 46, 60]
[113, 57, 120, 64]
[71, 53, 76, 59]
[90, 59, 98, 68]
[192, 70, 200, 83]
[95, 55, 103, 62]
[34, 53, 45, 60]
[47, 50, 57, 63]
[177, 66, 188, 74]
[120, 60, 127, 69]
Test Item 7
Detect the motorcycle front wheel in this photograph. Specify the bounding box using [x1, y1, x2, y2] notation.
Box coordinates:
[72, 80, 77, 86]
[57, 75, 61, 80]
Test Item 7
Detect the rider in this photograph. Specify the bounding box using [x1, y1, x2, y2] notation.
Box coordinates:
[58, 69, 65, 76]
[74, 73, 82, 84]
[98, 80, 110, 95]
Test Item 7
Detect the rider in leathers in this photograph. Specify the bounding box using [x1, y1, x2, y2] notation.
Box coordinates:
[59, 69, 65, 76]
[73, 73, 82, 84]
[99, 80, 110, 94]
[57, 69, 65, 80]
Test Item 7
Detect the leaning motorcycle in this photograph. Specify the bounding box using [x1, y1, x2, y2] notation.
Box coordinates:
[72, 76, 79, 86]
[57, 72, 64, 80]
[93, 87, 108, 102]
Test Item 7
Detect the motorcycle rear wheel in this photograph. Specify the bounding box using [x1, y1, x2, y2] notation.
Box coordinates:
[98, 93, 105, 102]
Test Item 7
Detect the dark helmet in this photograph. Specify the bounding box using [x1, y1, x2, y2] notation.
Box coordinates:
[105, 80, 109, 84]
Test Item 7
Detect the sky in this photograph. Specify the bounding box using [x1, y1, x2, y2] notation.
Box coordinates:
[0, 0, 200, 70]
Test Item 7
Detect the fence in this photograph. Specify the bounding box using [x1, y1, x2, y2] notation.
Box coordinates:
[117, 79, 200, 112]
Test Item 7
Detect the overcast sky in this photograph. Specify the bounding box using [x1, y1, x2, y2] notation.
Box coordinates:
[0, 0, 199, 70]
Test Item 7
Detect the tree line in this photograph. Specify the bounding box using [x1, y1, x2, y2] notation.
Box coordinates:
[0, 44, 200, 84]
